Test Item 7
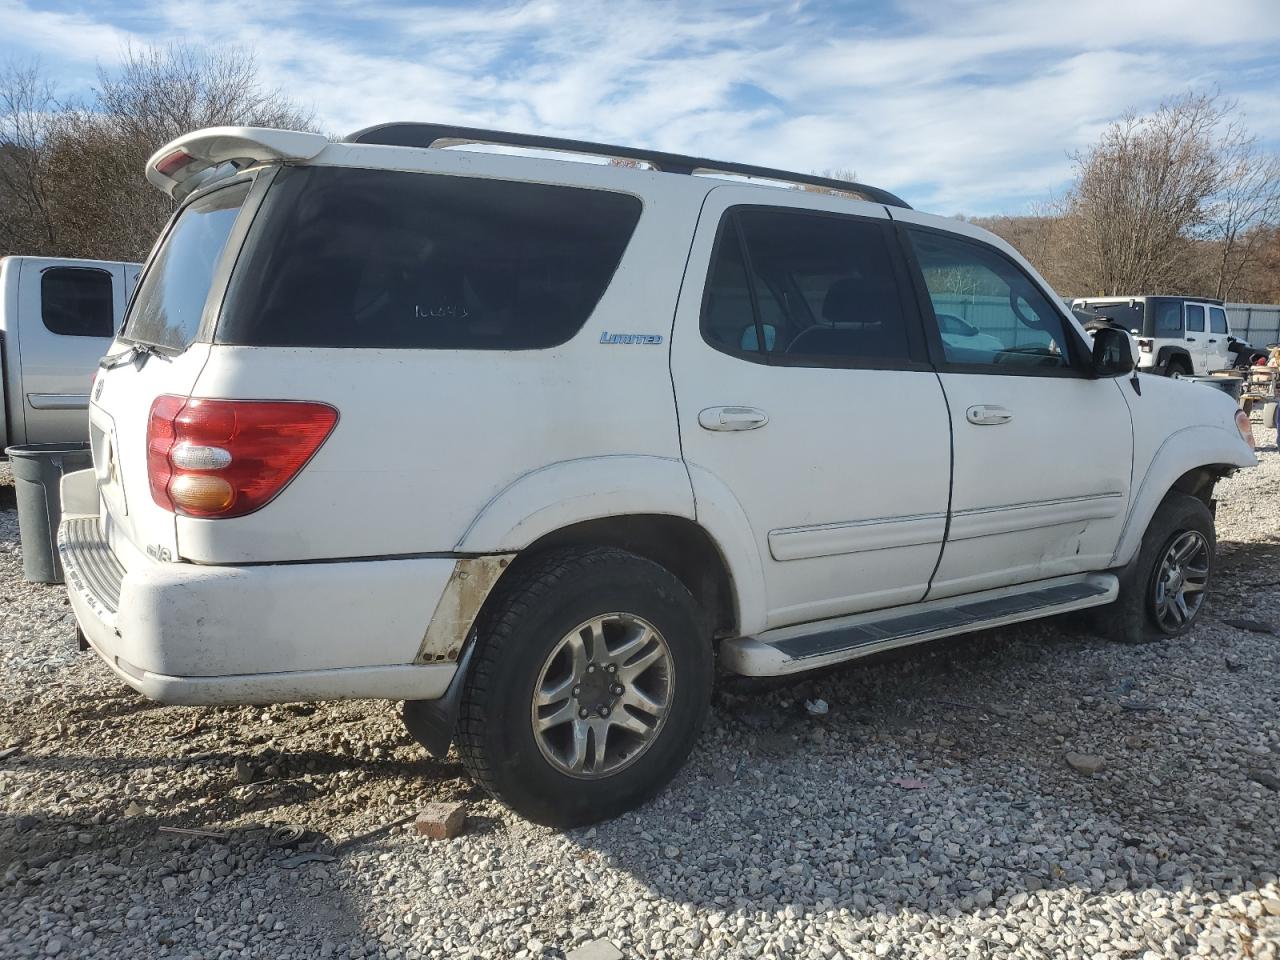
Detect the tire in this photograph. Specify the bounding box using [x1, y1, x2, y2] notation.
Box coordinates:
[1101, 493, 1215, 644]
[1164, 357, 1191, 378]
[455, 547, 713, 827]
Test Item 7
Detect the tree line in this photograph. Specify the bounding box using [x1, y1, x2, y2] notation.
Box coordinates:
[2, 47, 1277, 302]
[0, 45, 312, 263]
[969, 91, 1280, 303]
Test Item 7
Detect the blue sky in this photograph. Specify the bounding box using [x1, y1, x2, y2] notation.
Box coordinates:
[3, 0, 1279, 214]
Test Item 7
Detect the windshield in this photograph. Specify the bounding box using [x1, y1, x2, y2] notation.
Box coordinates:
[123, 181, 250, 352]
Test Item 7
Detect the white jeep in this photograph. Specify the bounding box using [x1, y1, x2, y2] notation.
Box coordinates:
[1072, 296, 1237, 377]
[59, 124, 1257, 826]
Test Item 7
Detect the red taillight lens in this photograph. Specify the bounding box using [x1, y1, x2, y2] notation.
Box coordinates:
[155, 149, 197, 177]
[147, 396, 338, 518]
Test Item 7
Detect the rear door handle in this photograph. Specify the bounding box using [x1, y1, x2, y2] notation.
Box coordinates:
[698, 406, 769, 431]
[966, 404, 1013, 426]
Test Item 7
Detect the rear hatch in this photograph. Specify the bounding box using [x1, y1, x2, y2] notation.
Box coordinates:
[90, 177, 256, 561]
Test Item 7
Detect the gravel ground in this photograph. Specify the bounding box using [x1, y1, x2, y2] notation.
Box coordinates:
[1, 432, 1279, 960]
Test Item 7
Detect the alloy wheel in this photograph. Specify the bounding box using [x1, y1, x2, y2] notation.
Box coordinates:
[1151, 530, 1210, 632]
[530, 613, 674, 778]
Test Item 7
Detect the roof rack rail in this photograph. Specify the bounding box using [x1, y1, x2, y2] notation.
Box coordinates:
[344, 122, 911, 209]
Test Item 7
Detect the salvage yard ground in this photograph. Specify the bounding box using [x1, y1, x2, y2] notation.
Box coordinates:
[1, 434, 1279, 960]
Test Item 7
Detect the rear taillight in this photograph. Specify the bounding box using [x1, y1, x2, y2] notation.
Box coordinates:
[147, 396, 338, 518]
[1137, 338, 1153, 353]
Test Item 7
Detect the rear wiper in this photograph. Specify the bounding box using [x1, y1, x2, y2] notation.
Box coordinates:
[99, 342, 169, 369]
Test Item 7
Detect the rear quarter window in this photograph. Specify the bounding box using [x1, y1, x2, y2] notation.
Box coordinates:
[40, 267, 114, 338]
[217, 166, 642, 349]
[125, 182, 251, 352]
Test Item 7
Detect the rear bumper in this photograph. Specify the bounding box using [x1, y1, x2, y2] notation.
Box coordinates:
[58, 510, 461, 706]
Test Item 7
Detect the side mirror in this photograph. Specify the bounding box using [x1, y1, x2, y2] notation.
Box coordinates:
[1091, 326, 1135, 378]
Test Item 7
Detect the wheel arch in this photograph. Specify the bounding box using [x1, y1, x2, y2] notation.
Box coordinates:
[515, 514, 739, 637]
[1155, 345, 1192, 373]
[1112, 425, 1253, 567]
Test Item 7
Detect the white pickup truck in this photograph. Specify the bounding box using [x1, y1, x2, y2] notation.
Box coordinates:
[0, 256, 140, 450]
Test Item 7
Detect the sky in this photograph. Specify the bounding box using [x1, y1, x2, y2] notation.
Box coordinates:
[2, 0, 1279, 215]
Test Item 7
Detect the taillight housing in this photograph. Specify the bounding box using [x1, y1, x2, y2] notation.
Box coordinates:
[1137, 338, 1153, 353]
[154, 149, 197, 177]
[147, 396, 338, 518]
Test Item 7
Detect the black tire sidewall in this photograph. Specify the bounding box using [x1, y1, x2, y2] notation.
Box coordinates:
[463, 551, 712, 826]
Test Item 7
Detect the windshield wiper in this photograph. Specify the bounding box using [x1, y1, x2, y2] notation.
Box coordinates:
[99, 341, 170, 370]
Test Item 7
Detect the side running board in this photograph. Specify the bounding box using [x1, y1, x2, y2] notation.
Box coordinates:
[720, 574, 1117, 677]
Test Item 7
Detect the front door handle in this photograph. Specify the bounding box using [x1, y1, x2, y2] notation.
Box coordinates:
[966, 404, 1013, 426]
[1207, 338, 1218, 344]
[698, 406, 769, 431]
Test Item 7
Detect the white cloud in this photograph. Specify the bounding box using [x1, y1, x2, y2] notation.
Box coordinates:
[2, 0, 1278, 213]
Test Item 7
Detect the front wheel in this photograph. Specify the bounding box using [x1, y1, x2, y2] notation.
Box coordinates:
[1102, 493, 1215, 643]
[455, 547, 713, 826]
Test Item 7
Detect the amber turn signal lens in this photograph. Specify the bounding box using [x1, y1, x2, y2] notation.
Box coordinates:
[170, 474, 235, 512]
[1236, 410, 1256, 450]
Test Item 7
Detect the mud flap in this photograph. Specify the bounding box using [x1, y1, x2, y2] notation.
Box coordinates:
[401, 639, 478, 758]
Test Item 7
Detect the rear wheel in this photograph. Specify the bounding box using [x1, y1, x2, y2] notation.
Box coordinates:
[1101, 493, 1215, 643]
[455, 547, 713, 826]
[1165, 357, 1191, 378]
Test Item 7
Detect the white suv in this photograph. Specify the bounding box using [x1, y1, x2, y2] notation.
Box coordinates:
[1072, 296, 1236, 377]
[59, 124, 1258, 826]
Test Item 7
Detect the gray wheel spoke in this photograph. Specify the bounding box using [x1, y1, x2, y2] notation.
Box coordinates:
[565, 719, 590, 773]
[1174, 592, 1191, 622]
[536, 674, 575, 708]
[536, 699, 576, 731]
[567, 632, 589, 676]
[620, 685, 665, 719]
[589, 722, 610, 775]
[618, 643, 664, 682]
[607, 624, 653, 665]
[609, 708, 653, 737]
[1172, 537, 1200, 564]
[585, 619, 606, 662]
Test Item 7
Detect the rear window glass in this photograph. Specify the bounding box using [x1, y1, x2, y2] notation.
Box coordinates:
[1210, 306, 1228, 334]
[41, 267, 113, 337]
[217, 166, 642, 349]
[1153, 300, 1183, 336]
[1083, 302, 1142, 332]
[125, 182, 250, 351]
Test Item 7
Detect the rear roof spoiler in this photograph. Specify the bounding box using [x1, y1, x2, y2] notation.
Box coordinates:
[146, 127, 329, 200]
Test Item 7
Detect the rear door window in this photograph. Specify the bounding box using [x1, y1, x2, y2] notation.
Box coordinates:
[1210, 307, 1228, 334]
[217, 167, 642, 349]
[40, 267, 114, 337]
[1186, 304, 1205, 333]
[701, 207, 916, 366]
[1153, 301, 1183, 336]
[125, 182, 251, 352]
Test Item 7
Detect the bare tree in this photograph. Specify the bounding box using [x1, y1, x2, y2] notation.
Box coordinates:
[0, 61, 61, 252]
[0, 45, 315, 261]
[1204, 134, 1280, 300]
[799, 167, 863, 198]
[1065, 91, 1226, 296]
